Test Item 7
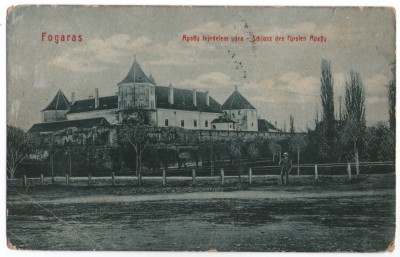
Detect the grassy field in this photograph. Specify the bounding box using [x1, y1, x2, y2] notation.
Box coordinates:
[7, 174, 395, 252]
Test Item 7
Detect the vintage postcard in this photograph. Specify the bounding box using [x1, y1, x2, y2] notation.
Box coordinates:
[6, 5, 396, 252]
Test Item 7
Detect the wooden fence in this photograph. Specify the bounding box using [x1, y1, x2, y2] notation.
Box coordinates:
[11, 161, 394, 189]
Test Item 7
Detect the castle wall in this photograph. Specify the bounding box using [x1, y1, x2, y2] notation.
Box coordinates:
[42, 110, 68, 122]
[156, 108, 220, 130]
[223, 109, 258, 131]
[211, 122, 235, 131]
[66, 109, 118, 124]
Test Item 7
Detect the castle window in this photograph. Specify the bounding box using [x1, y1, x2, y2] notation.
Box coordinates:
[205, 120, 208, 127]
[238, 110, 241, 115]
[194, 119, 197, 127]
[181, 120, 185, 127]
[251, 123, 254, 127]
[151, 101, 154, 109]
[139, 86, 145, 94]
[229, 124, 232, 128]
[212, 125, 216, 130]
[165, 119, 169, 127]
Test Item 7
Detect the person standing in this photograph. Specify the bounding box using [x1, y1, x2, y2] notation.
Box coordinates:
[280, 152, 292, 186]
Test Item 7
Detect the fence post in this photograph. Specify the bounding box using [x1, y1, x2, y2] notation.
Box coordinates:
[112, 172, 115, 187]
[314, 165, 318, 181]
[23, 175, 27, 189]
[66, 174, 69, 187]
[40, 174, 44, 187]
[162, 169, 166, 187]
[88, 174, 91, 186]
[192, 169, 196, 186]
[52, 176, 55, 184]
[220, 168, 225, 186]
[249, 168, 252, 186]
[347, 163, 352, 181]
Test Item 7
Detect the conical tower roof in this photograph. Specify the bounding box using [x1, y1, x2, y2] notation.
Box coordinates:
[221, 88, 256, 110]
[149, 73, 155, 84]
[42, 90, 70, 111]
[118, 56, 153, 85]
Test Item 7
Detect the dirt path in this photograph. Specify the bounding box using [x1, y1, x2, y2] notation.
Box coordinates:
[9, 187, 394, 205]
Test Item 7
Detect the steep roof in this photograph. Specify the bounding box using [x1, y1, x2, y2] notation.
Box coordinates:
[42, 90, 70, 111]
[29, 117, 110, 133]
[118, 57, 153, 85]
[149, 73, 155, 84]
[221, 89, 256, 110]
[211, 116, 236, 124]
[68, 96, 118, 114]
[155, 85, 222, 113]
[258, 119, 281, 132]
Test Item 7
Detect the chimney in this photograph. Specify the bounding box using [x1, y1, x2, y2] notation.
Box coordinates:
[193, 89, 197, 106]
[95, 88, 99, 108]
[235, 85, 238, 91]
[205, 90, 210, 106]
[168, 83, 174, 105]
[71, 92, 75, 105]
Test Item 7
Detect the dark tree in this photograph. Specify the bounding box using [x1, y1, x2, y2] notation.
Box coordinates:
[7, 125, 41, 178]
[320, 59, 335, 141]
[345, 71, 366, 125]
[289, 115, 295, 133]
[289, 134, 307, 175]
[118, 107, 156, 185]
[342, 70, 366, 175]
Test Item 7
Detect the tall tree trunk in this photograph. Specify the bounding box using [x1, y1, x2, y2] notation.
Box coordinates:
[297, 149, 300, 175]
[195, 155, 199, 168]
[238, 157, 242, 185]
[135, 151, 139, 176]
[210, 141, 214, 176]
[69, 150, 72, 177]
[138, 151, 142, 186]
[279, 151, 282, 163]
[51, 150, 54, 178]
[354, 141, 359, 177]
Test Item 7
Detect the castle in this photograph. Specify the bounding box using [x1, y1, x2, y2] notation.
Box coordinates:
[30, 56, 280, 134]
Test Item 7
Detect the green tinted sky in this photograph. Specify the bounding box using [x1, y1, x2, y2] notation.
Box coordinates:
[7, 6, 395, 130]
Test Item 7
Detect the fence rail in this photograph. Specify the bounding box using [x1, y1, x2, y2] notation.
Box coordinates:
[8, 161, 394, 189]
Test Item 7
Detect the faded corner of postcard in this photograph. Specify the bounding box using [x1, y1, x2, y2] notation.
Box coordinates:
[6, 5, 396, 252]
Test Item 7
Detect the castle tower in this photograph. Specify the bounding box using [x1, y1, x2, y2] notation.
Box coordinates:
[221, 86, 258, 131]
[41, 89, 70, 122]
[117, 56, 156, 111]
